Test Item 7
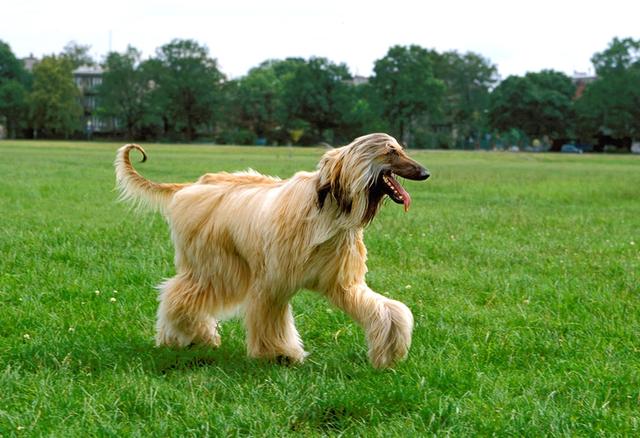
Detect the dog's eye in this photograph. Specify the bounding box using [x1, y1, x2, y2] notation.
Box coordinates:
[387, 148, 399, 156]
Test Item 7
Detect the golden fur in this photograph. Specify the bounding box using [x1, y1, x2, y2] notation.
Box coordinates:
[115, 133, 428, 368]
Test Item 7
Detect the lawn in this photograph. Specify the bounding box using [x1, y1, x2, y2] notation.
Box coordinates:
[0, 140, 638, 436]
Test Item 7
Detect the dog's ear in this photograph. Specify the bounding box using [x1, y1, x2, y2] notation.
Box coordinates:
[317, 148, 352, 214]
[317, 180, 331, 209]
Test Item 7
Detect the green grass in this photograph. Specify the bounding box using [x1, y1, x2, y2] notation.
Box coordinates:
[1, 140, 638, 436]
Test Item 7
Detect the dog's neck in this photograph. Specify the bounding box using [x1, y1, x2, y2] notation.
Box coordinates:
[312, 171, 380, 231]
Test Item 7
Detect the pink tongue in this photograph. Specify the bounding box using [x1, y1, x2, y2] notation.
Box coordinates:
[400, 185, 412, 212]
[390, 178, 412, 212]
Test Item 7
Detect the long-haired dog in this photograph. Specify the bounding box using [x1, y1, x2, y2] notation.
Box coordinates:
[115, 133, 430, 368]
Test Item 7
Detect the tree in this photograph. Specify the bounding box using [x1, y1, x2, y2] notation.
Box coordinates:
[133, 58, 171, 139]
[278, 57, 354, 144]
[575, 37, 640, 148]
[489, 70, 575, 142]
[591, 37, 640, 77]
[232, 60, 284, 141]
[576, 71, 640, 146]
[0, 80, 28, 138]
[29, 56, 83, 138]
[0, 40, 30, 138]
[431, 51, 498, 147]
[98, 46, 150, 139]
[153, 39, 224, 141]
[371, 45, 445, 144]
[0, 40, 28, 83]
[341, 82, 388, 141]
[60, 41, 95, 68]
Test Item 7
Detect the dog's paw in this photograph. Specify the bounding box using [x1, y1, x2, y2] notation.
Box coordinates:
[156, 318, 221, 349]
[193, 330, 222, 348]
[274, 352, 307, 366]
[367, 299, 414, 368]
[192, 321, 222, 348]
[250, 348, 308, 365]
[155, 328, 192, 348]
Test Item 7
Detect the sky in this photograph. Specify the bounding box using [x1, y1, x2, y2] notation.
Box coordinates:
[3, 0, 639, 80]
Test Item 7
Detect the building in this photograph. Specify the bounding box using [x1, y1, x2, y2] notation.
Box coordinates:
[72, 65, 109, 134]
[572, 71, 597, 99]
[22, 54, 38, 72]
[21, 56, 111, 136]
[345, 75, 369, 86]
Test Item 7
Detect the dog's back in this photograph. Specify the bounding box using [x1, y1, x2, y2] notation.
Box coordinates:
[197, 169, 280, 186]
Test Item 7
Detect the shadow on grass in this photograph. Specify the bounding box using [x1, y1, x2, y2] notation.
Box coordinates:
[6, 333, 437, 434]
[6, 334, 279, 377]
[7, 331, 371, 380]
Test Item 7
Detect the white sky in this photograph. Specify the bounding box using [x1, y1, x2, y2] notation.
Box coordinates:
[3, 0, 639, 79]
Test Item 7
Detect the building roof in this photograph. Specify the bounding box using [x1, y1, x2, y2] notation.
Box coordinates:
[73, 65, 104, 75]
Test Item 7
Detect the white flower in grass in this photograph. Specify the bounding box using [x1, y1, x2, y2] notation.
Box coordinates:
[631, 241, 636, 246]
[94, 290, 100, 295]
[68, 327, 75, 333]
[110, 297, 117, 303]
[405, 285, 412, 289]
[23, 333, 30, 340]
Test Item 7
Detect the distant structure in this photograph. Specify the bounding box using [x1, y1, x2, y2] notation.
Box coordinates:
[20, 56, 109, 136]
[22, 54, 38, 72]
[572, 71, 597, 99]
[346, 75, 369, 86]
[72, 65, 108, 134]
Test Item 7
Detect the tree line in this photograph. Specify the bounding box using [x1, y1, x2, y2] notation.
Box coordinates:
[0, 37, 638, 150]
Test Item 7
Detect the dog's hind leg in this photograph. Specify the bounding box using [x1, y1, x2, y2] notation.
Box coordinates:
[326, 284, 413, 368]
[155, 274, 221, 348]
[244, 289, 306, 364]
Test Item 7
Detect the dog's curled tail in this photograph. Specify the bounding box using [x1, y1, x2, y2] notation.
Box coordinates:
[115, 144, 188, 213]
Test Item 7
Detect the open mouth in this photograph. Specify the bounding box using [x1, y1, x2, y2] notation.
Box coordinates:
[381, 172, 412, 212]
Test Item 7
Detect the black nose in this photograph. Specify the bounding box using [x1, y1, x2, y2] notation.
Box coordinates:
[418, 167, 430, 180]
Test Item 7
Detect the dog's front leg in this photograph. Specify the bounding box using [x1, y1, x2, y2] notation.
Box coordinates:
[244, 291, 307, 364]
[155, 274, 221, 348]
[327, 284, 413, 368]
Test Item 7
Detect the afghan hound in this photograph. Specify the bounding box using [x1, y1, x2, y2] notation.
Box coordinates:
[115, 133, 430, 368]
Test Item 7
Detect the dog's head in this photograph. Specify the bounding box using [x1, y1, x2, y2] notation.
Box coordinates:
[317, 133, 430, 224]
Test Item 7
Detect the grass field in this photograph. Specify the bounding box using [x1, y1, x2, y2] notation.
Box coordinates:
[1, 140, 639, 436]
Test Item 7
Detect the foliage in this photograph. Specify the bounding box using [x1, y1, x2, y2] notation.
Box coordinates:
[278, 57, 353, 144]
[341, 83, 389, 140]
[575, 37, 640, 145]
[576, 70, 640, 143]
[3, 36, 640, 148]
[1, 141, 639, 435]
[152, 39, 225, 141]
[29, 56, 82, 138]
[0, 40, 29, 83]
[371, 45, 445, 143]
[0, 40, 30, 138]
[98, 46, 150, 139]
[60, 41, 95, 69]
[231, 60, 284, 141]
[0, 80, 28, 138]
[134, 58, 173, 139]
[591, 37, 640, 77]
[489, 70, 575, 141]
[431, 51, 498, 147]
